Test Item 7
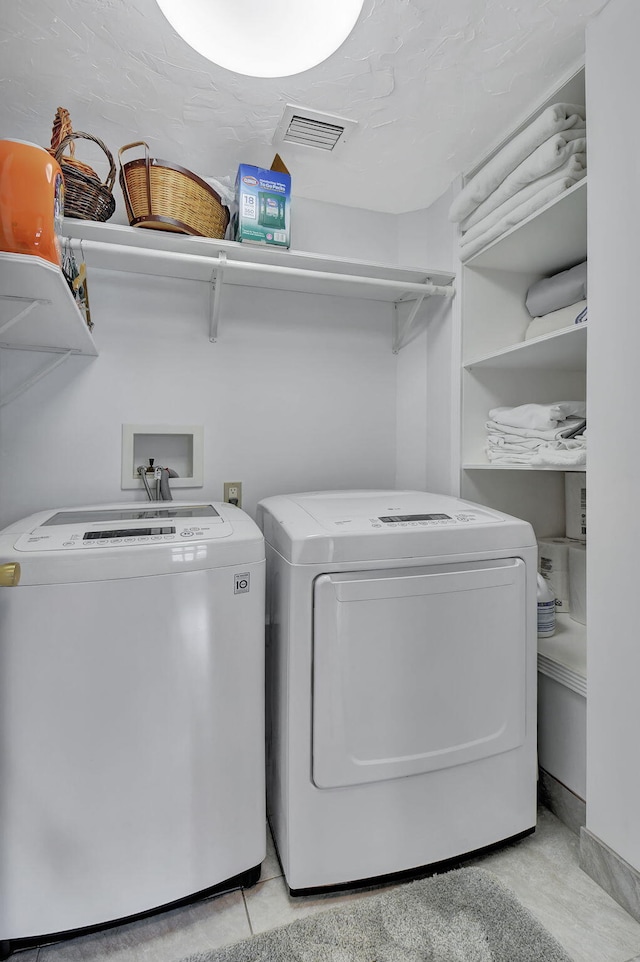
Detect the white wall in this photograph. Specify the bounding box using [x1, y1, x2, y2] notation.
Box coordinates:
[585, 0, 640, 870]
[395, 183, 459, 495]
[292, 197, 398, 263]
[0, 270, 398, 526]
[0, 186, 459, 527]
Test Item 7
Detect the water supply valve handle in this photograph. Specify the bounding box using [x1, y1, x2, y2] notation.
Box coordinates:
[0, 562, 21, 587]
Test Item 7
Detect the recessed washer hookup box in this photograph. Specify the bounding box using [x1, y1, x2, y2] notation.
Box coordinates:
[230, 157, 291, 248]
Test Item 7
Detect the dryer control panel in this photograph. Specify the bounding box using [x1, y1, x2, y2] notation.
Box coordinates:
[367, 511, 493, 529]
[258, 490, 535, 565]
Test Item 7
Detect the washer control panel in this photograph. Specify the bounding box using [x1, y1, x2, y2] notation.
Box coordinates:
[14, 504, 231, 551]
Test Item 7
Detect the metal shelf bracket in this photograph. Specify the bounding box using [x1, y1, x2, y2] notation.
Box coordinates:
[392, 279, 455, 353]
[209, 252, 227, 343]
[393, 295, 426, 354]
[0, 296, 48, 338]
[0, 347, 75, 408]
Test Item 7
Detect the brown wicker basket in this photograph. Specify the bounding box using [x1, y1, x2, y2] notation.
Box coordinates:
[48, 107, 96, 179]
[118, 141, 229, 238]
[53, 132, 117, 222]
[47, 108, 116, 221]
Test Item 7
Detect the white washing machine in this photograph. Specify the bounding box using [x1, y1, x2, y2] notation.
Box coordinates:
[0, 501, 265, 956]
[257, 489, 538, 893]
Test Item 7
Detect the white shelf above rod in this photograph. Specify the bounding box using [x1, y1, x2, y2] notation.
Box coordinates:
[70, 239, 455, 346]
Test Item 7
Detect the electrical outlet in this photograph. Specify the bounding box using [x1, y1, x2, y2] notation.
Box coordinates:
[223, 481, 242, 508]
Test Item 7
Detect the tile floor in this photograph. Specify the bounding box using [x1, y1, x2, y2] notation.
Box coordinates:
[11, 807, 640, 962]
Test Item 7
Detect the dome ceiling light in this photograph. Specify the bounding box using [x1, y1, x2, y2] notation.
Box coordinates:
[155, 0, 366, 78]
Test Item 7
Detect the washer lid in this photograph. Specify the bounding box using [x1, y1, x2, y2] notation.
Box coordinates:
[41, 504, 222, 526]
[0, 501, 265, 584]
[13, 502, 229, 553]
[257, 489, 536, 564]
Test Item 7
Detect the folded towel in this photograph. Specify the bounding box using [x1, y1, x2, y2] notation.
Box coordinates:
[487, 436, 587, 465]
[487, 437, 544, 452]
[448, 103, 586, 223]
[489, 402, 586, 430]
[459, 179, 576, 262]
[486, 450, 539, 464]
[524, 300, 587, 340]
[461, 164, 586, 249]
[486, 418, 586, 441]
[487, 434, 587, 452]
[530, 445, 587, 466]
[461, 152, 586, 234]
[488, 451, 586, 466]
[525, 260, 588, 317]
[544, 437, 586, 450]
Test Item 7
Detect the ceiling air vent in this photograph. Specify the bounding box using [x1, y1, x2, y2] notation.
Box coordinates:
[273, 105, 358, 153]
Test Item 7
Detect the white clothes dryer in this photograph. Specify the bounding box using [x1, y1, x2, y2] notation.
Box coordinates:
[257, 490, 538, 894]
[0, 502, 265, 957]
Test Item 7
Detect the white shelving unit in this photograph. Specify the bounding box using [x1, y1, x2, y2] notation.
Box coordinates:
[460, 173, 587, 493]
[61, 218, 456, 352]
[464, 179, 587, 274]
[0, 251, 98, 407]
[460, 65, 587, 507]
[462, 323, 587, 473]
[537, 613, 587, 802]
[464, 323, 586, 373]
[458, 65, 588, 807]
[538, 615, 587, 696]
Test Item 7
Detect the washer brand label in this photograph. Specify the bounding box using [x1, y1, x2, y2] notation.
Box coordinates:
[234, 571, 250, 594]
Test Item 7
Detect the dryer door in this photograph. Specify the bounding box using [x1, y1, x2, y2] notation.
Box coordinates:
[312, 558, 528, 789]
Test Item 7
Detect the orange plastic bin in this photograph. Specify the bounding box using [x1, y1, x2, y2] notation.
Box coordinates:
[0, 139, 64, 266]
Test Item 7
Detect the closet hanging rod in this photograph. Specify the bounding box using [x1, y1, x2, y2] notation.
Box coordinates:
[68, 239, 455, 299]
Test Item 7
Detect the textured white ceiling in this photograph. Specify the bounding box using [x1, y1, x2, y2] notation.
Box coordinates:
[0, 0, 607, 214]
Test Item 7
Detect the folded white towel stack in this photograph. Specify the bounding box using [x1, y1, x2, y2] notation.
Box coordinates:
[485, 402, 586, 466]
[489, 401, 586, 431]
[461, 153, 586, 233]
[449, 103, 587, 260]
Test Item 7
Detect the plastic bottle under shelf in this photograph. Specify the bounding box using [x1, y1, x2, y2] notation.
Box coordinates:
[537, 572, 556, 638]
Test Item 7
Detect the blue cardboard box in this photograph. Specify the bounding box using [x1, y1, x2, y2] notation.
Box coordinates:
[230, 157, 291, 248]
